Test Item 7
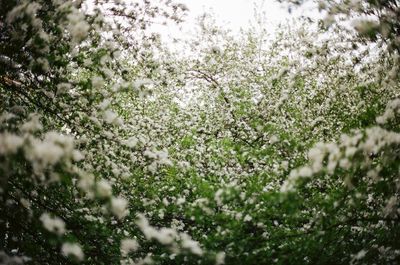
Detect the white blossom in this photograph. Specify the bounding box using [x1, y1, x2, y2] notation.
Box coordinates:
[40, 213, 66, 235]
[111, 197, 129, 219]
[0, 133, 23, 154]
[61, 242, 84, 261]
[96, 179, 112, 198]
[120, 238, 139, 256]
[215, 251, 226, 265]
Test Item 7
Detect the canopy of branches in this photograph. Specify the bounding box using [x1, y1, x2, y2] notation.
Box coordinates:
[0, 0, 399, 264]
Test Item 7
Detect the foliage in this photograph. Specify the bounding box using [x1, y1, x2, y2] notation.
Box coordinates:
[0, 0, 399, 264]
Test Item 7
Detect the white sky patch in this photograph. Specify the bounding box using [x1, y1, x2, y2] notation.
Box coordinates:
[181, 0, 289, 29]
[83, 0, 321, 47]
[153, 0, 321, 43]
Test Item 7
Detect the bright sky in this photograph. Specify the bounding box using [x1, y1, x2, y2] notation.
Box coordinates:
[154, 0, 320, 44]
[180, 0, 291, 30]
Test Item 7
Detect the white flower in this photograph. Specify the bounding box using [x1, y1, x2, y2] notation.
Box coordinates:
[77, 173, 95, 193]
[40, 213, 66, 235]
[123, 137, 138, 148]
[176, 197, 186, 205]
[25, 132, 75, 173]
[91, 76, 104, 89]
[120, 238, 139, 256]
[181, 233, 203, 256]
[156, 228, 176, 245]
[244, 214, 252, 222]
[215, 251, 226, 265]
[214, 189, 224, 206]
[155, 150, 172, 165]
[36, 57, 50, 72]
[111, 197, 129, 219]
[103, 110, 122, 125]
[0, 133, 23, 154]
[144, 149, 172, 167]
[136, 214, 176, 244]
[144, 149, 157, 159]
[6, 2, 41, 24]
[354, 249, 367, 260]
[96, 179, 112, 198]
[61, 242, 84, 261]
[28, 139, 63, 167]
[345, 147, 357, 158]
[57, 82, 72, 94]
[162, 198, 169, 206]
[269, 135, 279, 144]
[72, 150, 84, 161]
[21, 114, 42, 132]
[383, 196, 397, 217]
[281, 160, 289, 170]
[98, 99, 111, 110]
[20, 198, 31, 209]
[67, 13, 90, 43]
[211, 46, 221, 54]
[298, 166, 313, 177]
[339, 158, 351, 169]
[133, 78, 152, 89]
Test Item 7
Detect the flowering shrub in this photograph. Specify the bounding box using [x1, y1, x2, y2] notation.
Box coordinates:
[0, 0, 399, 264]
